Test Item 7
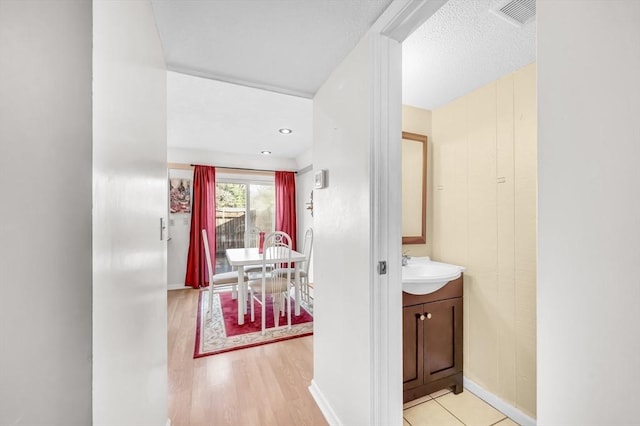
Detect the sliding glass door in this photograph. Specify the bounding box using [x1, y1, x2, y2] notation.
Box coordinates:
[215, 182, 246, 272]
[215, 178, 275, 272]
[249, 183, 275, 239]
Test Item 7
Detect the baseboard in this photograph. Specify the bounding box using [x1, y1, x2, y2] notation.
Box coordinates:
[308, 380, 342, 426]
[463, 376, 536, 426]
[307, 376, 534, 425]
[168, 283, 188, 291]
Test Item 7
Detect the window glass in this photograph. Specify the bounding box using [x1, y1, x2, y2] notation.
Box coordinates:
[214, 178, 275, 272]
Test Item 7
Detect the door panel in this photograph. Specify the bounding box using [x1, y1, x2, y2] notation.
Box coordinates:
[93, 1, 168, 422]
[403, 304, 424, 390]
[424, 298, 463, 383]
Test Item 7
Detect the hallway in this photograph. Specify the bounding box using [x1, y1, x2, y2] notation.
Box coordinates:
[168, 289, 327, 426]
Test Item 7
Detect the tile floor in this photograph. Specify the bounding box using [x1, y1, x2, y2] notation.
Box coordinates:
[403, 388, 519, 426]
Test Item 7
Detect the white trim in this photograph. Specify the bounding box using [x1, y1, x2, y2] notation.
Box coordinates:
[367, 1, 446, 425]
[167, 283, 188, 291]
[308, 380, 342, 426]
[166, 64, 314, 99]
[216, 172, 275, 183]
[369, 31, 403, 426]
[463, 377, 537, 426]
[375, 0, 448, 41]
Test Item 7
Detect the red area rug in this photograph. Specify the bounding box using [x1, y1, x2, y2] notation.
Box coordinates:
[194, 289, 313, 358]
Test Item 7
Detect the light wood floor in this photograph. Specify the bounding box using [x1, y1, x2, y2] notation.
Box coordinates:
[168, 289, 328, 426]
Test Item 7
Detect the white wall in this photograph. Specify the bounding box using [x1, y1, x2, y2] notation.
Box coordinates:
[312, 33, 373, 425]
[167, 167, 193, 288]
[295, 153, 314, 282]
[537, 1, 640, 424]
[168, 147, 298, 172]
[93, 1, 168, 424]
[0, 2, 92, 424]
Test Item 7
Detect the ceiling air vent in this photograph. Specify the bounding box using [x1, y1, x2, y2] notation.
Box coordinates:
[491, 0, 536, 27]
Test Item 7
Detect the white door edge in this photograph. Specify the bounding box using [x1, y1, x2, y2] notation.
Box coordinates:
[368, 1, 447, 425]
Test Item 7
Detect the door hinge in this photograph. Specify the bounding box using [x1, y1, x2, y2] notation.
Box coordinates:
[377, 261, 387, 275]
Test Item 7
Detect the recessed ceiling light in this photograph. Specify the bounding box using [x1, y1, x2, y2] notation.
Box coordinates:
[278, 128, 292, 134]
[261, 150, 272, 155]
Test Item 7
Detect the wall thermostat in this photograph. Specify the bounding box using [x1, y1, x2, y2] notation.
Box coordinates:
[314, 169, 326, 189]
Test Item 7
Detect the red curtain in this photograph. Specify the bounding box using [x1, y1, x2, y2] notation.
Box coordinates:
[185, 166, 216, 288]
[275, 171, 297, 251]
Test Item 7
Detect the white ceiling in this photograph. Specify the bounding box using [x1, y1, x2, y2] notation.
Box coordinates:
[154, 0, 536, 159]
[167, 71, 312, 158]
[402, 0, 536, 110]
[151, 0, 394, 98]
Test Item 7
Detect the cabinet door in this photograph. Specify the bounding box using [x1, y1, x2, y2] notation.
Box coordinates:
[423, 298, 463, 383]
[403, 304, 424, 390]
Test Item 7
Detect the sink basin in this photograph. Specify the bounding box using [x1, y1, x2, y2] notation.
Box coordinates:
[402, 258, 464, 295]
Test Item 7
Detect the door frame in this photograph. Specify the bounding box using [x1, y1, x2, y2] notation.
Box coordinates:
[368, 1, 447, 424]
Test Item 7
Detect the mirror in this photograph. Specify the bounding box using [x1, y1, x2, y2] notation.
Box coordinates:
[402, 131, 427, 244]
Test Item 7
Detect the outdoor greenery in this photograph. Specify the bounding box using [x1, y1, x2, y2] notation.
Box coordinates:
[216, 182, 275, 233]
[216, 183, 246, 208]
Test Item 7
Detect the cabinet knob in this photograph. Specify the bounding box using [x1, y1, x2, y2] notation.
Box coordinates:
[418, 312, 433, 321]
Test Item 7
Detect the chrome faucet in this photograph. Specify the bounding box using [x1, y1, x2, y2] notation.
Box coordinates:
[402, 254, 411, 266]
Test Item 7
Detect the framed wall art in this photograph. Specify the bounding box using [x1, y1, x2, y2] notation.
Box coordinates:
[169, 177, 192, 214]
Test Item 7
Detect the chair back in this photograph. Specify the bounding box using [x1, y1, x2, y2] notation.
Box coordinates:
[301, 228, 314, 275]
[201, 229, 214, 283]
[262, 231, 293, 287]
[250, 231, 293, 333]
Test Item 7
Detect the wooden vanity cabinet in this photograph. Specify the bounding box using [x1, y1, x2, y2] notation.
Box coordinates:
[402, 275, 463, 403]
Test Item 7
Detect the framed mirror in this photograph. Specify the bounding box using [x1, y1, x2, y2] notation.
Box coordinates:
[402, 131, 427, 244]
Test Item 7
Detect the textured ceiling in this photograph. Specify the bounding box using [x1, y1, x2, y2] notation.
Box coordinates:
[151, 0, 394, 98]
[402, 0, 536, 110]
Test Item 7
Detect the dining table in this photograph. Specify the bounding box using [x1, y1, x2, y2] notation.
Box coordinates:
[226, 247, 307, 325]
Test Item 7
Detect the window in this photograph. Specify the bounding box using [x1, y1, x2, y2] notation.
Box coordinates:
[215, 175, 275, 272]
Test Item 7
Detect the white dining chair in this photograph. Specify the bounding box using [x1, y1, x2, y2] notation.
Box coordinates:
[273, 227, 313, 304]
[248, 231, 293, 335]
[244, 227, 265, 276]
[202, 229, 247, 320]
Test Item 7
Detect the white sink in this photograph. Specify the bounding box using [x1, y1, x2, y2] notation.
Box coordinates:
[402, 257, 465, 295]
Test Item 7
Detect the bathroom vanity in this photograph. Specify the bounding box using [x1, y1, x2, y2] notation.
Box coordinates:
[402, 274, 463, 402]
